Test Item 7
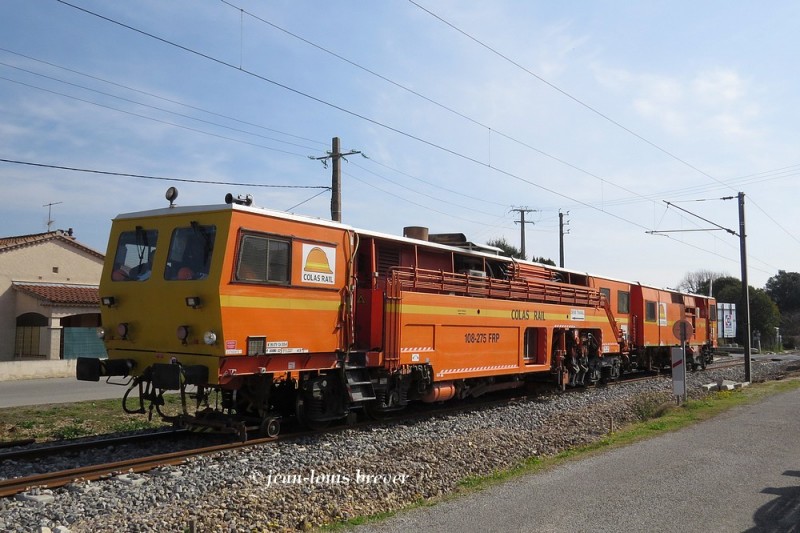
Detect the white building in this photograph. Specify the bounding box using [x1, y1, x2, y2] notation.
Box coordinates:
[0, 229, 105, 361]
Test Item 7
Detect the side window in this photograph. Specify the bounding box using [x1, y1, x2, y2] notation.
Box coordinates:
[165, 224, 216, 281]
[111, 228, 158, 282]
[645, 301, 657, 322]
[617, 291, 630, 314]
[710, 304, 717, 321]
[236, 233, 291, 284]
[599, 287, 611, 306]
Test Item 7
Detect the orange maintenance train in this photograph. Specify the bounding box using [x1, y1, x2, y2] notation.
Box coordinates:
[77, 189, 717, 437]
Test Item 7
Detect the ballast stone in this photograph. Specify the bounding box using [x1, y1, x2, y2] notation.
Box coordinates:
[17, 491, 55, 504]
[116, 473, 147, 486]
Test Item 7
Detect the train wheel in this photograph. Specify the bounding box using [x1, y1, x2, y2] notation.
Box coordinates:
[259, 417, 280, 438]
[295, 397, 331, 431]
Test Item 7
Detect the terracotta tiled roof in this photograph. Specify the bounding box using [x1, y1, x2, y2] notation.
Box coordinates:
[12, 282, 99, 307]
[0, 230, 104, 259]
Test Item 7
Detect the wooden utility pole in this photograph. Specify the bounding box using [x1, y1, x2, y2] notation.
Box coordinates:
[559, 210, 569, 268]
[738, 192, 751, 383]
[312, 137, 361, 222]
[511, 207, 536, 260]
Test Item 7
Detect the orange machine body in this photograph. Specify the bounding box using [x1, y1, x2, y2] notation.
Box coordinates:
[81, 197, 716, 432]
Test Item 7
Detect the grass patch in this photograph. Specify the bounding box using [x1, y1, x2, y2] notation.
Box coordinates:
[0, 395, 182, 442]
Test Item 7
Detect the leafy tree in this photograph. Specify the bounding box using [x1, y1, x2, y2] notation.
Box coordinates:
[765, 270, 800, 312]
[710, 276, 781, 348]
[486, 237, 555, 265]
[531, 256, 556, 266]
[765, 270, 800, 348]
[487, 237, 525, 260]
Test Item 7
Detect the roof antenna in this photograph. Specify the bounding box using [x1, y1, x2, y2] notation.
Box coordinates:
[43, 201, 63, 231]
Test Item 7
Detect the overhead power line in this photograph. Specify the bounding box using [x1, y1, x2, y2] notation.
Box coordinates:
[0, 75, 311, 158]
[52, 0, 652, 232]
[407, 0, 734, 193]
[0, 61, 321, 152]
[0, 47, 327, 148]
[0, 158, 330, 189]
[218, 0, 653, 212]
[46, 1, 790, 270]
[224, 0, 799, 256]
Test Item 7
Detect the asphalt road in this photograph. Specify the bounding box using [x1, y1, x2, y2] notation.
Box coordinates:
[357, 386, 800, 532]
[0, 376, 136, 408]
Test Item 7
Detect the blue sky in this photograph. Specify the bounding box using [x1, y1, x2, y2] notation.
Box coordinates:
[1, 0, 798, 290]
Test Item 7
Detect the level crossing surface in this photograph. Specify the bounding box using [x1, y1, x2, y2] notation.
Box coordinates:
[356, 386, 800, 532]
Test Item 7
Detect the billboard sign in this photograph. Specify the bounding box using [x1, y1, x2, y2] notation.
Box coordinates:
[718, 303, 736, 339]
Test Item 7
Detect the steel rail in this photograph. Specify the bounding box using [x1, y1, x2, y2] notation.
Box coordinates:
[0, 429, 188, 463]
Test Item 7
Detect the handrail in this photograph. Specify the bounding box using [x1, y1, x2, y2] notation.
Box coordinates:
[600, 295, 626, 348]
[389, 267, 600, 308]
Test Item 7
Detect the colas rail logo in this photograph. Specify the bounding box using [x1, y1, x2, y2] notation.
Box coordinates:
[301, 244, 336, 284]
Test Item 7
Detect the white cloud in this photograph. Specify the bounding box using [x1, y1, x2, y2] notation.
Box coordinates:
[692, 69, 745, 104]
[595, 65, 761, 141]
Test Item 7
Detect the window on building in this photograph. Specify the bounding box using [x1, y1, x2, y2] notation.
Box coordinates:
[14, 313, 47, 358]
[617, 291, 630, 314]
[236, 233, 291, 284]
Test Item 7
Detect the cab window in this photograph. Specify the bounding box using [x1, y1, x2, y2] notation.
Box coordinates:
[236, 233, 290, 284]
[165, 224, 216, 280]
[111, 228, 158, 282]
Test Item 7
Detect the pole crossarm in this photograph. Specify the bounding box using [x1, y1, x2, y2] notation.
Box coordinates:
[662, 200, 738, 236]
[646, 228, 727, 234]
[657, 193, 750, 383]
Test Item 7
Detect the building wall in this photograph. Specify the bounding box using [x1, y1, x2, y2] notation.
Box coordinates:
[0, 239, 103, 361]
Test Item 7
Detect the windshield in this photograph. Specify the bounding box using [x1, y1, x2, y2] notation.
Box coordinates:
[165, 224, 216, 280]
[111, 228, 158, 282]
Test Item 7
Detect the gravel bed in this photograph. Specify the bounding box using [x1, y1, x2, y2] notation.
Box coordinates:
[2, 358, 797, 533]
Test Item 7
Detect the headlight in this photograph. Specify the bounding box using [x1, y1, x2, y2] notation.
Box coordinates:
[96, 327, 105, 340]
[176, 325, 190, 342]
[203, 331, 217, 345]
[116, 323, 129, 338]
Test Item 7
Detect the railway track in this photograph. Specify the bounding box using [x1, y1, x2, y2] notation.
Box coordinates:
[0, 360, 752, 499]
[0, 428, 189, 463]
[0, 437, 274, 498]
